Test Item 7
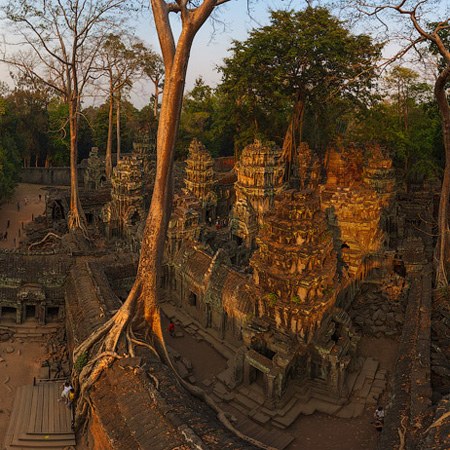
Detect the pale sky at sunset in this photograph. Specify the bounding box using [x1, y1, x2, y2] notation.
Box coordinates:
[0, 0, 448, 108]
[0, 0, 291, 107]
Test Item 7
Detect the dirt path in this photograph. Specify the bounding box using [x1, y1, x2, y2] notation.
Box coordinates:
[286, 336, 399, 450]
[0, 339, 47, 442]
[0, 183, 47, 250]
[161, 315, 227, 382]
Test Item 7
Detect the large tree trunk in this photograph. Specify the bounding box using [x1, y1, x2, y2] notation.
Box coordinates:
[154, 78, 160, 119]
[67, 93, 86, 231]
[434, 66, 450, 287]
[116, 91, 121, 163]
[136, 43, 191, 333]
[105, 89, 114, 178]
[281, 92, 305, 182]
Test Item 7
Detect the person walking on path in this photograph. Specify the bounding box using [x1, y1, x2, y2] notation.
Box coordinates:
[373, 406, 385, 433]
[60, 382, 73, 405]
[168, 320, 175, 337]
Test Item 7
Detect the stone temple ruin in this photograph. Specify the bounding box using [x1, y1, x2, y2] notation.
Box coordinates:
[1, 136, 449, 449]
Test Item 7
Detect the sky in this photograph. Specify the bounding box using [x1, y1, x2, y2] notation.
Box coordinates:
[129, 0, 291, 107]
[0, 0, 448, 108]
[0, 0, 292, 108]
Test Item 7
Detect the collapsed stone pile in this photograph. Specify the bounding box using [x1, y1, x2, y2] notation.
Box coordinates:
[350, 275, 408, 337]
[431, 292, 450, 399]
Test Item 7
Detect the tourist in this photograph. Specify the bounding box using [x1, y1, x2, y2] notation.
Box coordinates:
[16, 201, 20, 211]
[168, 320, 175, 337]
[60, 382, 73, 405]
[373, 406, 385, 432]
[67, 387, 75, 407]
[6, 219, 10, 228]
[39, 194, 42, 202]
[3, 231, 7, 240]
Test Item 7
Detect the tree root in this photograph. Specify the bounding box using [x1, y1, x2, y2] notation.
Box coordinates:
[28, 232, 62, 250]
[398, 415, 407, 450]
[73, 280, 272, 449]
[72, 282, 162, 428]
[67, 210, 90, 241]
[425, 411, 450, 433]
[157, 325, 276, 450]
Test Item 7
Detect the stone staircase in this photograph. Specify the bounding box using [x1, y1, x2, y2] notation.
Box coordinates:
[211, 356, 386, 431]
[4, 323, 61, 340]
[3, 382, 76, 449]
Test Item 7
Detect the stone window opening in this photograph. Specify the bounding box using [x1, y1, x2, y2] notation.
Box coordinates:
[188, 291, 197, 307]
[0, 306, 17, 321]
[86, 213, 94, 225]
[99, 175, 107, 186]
[51, 201, 65, 220]
[46, 306, 60, 322]
[25, 305, 36, 320]
[130, 211, 140, 226]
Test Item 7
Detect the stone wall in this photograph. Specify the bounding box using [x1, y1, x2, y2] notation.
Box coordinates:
[378, 264, 433, 449]
[64, 255, 259, 449]
[0, 251, 72, 287]
[19, 167, 85, 186]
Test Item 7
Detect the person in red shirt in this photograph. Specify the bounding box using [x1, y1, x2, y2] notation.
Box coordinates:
[168, 320, 175, 337]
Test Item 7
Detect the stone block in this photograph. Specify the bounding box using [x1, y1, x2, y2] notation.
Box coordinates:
[251, 411, 270, 425]
[181, 357, 193, 371]
[175, 361, 189, 379]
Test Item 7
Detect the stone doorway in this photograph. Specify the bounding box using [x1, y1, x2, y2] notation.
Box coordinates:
[188, 291, 197, 307]
[25, 305, 36, 320]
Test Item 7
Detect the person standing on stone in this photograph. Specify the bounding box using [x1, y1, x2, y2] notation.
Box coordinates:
[6, 219, 10, 228]
[168, 320, 175, 337]
[60, 381, 73, 405]
[373, 406, 385, 432]
[17, 201, 20, 211]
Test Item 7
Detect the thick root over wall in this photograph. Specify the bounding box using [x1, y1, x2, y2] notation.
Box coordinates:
[72, 282, 274, 450]
[72, 283, 160, 426]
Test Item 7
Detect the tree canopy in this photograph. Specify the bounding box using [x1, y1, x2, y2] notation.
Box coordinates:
[219, 7, 382, 153]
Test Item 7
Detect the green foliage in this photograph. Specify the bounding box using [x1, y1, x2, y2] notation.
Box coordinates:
[0, 95, 21, 200]
[74, 352, 88, 373]
[177, 78, 234, 158]
[86, 100, 153, 155]
[218, 7, 381, 151]
[47, 100, 70, 165]
[291, 295, 301, 305]
[347, 65, 443, 182]
[266, 292, 279, 306]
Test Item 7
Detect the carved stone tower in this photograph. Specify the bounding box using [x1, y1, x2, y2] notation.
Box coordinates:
[84, 147, 107, 190]
[230, 140, 286, 248]
[183, 139, 217, 222]
[102, 151, 146, 242]
[251, 189, 338, 341]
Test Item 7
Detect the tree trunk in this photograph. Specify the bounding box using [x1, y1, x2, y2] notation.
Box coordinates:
[135, 37, 193, 332]
[154, 78, 160, 119]
[434, 66, 450, 287]
[281, 93, 305, 181]
[106, 89, 114, 178]
[116, 91, 121, 163]
[67, 93, 85, 231]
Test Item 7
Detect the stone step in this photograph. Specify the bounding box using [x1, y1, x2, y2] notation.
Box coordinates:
[335, 401, 366, 419]
[346, 371, 359, 393]
[237, 417, 294, 450]
[272, 400, 316, 428]
[234, 392, 260, 411]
